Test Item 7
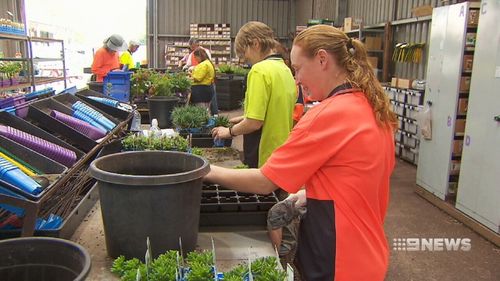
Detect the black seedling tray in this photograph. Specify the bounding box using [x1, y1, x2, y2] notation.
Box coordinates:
[0, 135, 67, 200]
[0, 112, 84, 159]
[199, 183, 279, 227]
[180, 132, 233, 148]
[76, 89, 131, 121]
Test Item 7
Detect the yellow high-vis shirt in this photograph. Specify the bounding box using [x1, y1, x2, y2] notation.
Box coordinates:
[244, 57, 296, 167]
[191, 60, 215, 85]
[119, 50, 134, 70]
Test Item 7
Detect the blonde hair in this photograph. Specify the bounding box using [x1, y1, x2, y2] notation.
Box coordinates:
[294, 25, 396, 129]
[235, 21, 280, 58]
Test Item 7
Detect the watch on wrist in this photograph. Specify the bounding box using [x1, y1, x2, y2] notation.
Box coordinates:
[229, 126, 236, 137]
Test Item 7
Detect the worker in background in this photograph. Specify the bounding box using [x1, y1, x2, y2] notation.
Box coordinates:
[178, 37, 212, 70]
[119, 40, 140, 70]
[178, 37, 219, 115]
[211, 21, 296, 180]
[205, 24, 396, 281]
[91, 34, 128, 82]
[189, 48, 215, 110]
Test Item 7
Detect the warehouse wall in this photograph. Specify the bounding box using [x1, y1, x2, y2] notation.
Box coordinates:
[148, 0, 294, 67]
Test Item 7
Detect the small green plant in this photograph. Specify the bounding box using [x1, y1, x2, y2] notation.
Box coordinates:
[171, 105, 210, 129]
[169, 72, 192, 93]
[250, 256, 287, 281]
[223, 264, 247, 281]
[233, 164, 249, 169]
[232, 66, 249, 76]
[217, 64, 234, 74]
[149, 72, 173, 97]
[122, 134, 189, 152]
[131, 68, 155, 99]
[0, 62, 23, 79]
[111, 252, 288, 281]
[111, 252, 178, 281]
[190, 147, 204, 156]
[213, 115, 231, 127]
[185, 250, 214, 281]
[149, 251, 179, 281]
[111, 256, 147, 281]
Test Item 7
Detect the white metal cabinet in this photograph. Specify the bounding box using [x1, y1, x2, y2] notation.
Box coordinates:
[417, 3, 472, 200]
[456, 0, 500, 234]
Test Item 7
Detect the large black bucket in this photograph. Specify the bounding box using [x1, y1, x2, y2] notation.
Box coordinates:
[147, 96, 179, 128]
[0, 237, 91, 281]
[89, 151, 210, 260]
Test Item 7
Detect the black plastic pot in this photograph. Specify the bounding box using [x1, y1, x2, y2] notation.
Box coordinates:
[0, 237, 91, 281]
[89, 151, 210, 260]
[147, 96, 179, 128]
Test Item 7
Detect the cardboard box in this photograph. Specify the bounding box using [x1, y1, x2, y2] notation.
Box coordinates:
[468, 9, 479, 26]
[455, 119, 466, 133]
[453, 140, 463, 155]
[458, 98, 468, 114]
[412, 5, 433, 17]
[365, 36, 382, 50]
[344, 17, 359, 32]
[391, 77, 399, 87]
[450, 160, 461, 175]
[367, 56, 379, 68]
[463, 55, 474, 72]
[459, 76, 471, 92]
[398, 78, 413, 89]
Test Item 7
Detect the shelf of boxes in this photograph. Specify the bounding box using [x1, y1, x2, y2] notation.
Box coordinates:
[190, 23, 231, 65]
[384, 86, 425, 165]
[164, 41, 190, 70]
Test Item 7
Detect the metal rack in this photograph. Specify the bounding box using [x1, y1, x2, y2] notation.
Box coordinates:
[0, 33, 67, 93]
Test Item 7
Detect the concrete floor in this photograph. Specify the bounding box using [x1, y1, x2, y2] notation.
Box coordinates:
[71, 109, 500, 280]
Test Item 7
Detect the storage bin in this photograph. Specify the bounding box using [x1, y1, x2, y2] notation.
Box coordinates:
[401, 147, 417, 164]
[103, 71, 132, 102]
[403, 119, 418, 135]
[403, 134, 419, 149]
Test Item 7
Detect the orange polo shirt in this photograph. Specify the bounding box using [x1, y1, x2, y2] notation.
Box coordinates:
[261, 91, 395, 281]
[91, 47, 120, 82]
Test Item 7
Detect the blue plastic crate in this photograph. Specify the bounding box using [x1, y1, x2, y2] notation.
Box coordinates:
[103, 71, 132, 102]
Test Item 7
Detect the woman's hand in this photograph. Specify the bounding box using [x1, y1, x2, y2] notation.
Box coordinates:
[211, 126, 231, 139]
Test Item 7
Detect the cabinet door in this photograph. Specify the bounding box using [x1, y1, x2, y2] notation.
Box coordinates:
[456, 0, 500, 234]
[416, 3, 468, 199]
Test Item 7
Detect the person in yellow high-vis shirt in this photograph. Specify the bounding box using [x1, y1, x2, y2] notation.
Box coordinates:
[119, 41, 140, 70]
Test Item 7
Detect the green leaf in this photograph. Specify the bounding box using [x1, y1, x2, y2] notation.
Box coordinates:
[171, 105, 210, 129]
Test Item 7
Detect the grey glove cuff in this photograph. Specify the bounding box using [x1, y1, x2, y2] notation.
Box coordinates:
[267, 199, 306, 230]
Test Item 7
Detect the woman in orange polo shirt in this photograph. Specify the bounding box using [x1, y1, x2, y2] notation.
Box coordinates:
[204, 24, 396, 281]
[91, 34, 127, 82]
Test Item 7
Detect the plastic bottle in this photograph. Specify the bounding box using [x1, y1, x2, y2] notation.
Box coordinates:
[129, 109, 142, 132]
[150, 118, 161, 137]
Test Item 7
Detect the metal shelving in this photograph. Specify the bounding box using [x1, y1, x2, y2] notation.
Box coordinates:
[0, 33, 67, 93]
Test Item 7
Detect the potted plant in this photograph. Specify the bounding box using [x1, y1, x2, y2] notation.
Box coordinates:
[213, 115, 231, 128]
[215, 64, 246, 110]
[212, 115, 232, 147]
[169, 72, 192, 104]
[147, 72, 179, 128]
[5, 62, 23, 85]
[0, 62, 23, 87]
[130, 68, 155, 102]
[185, 250, 215, 281]
[171, 105, 210, 133]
